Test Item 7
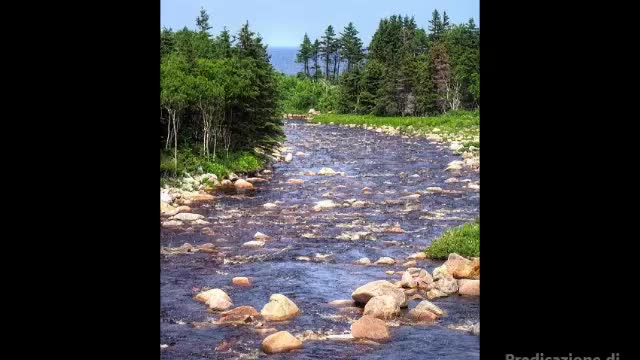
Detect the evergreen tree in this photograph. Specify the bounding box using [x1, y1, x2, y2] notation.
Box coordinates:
[320, 25, 337, 81]
[312, 39, 321, 81]
[296, 34, 313, 77]
[339, 22, 364, 71]
[428, 9, 444, 40]
[442, 11, 450, 30]
[196, 7, 212, 34]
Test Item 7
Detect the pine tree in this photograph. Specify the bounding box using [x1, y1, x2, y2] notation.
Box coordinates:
[428, 9, 444, 40]
[442, 11, 450, 30]
[320, 25, 337, 81]
[196, 7, 212, 34]
[339, 22, 364, 71]
[312, 39, 321, 81]
[296, 34, 313, 77]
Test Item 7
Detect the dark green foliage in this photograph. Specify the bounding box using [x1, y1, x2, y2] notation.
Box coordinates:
[160, 9, 283, 177]
[302, 10, 480, 116]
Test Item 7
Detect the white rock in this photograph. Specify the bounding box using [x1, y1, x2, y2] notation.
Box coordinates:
[242, 240, 265, 248]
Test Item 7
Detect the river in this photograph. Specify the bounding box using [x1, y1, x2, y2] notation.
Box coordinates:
[161, 119, 480, 359]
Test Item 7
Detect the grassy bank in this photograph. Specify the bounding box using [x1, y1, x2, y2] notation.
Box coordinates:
[425, 219, 480, 259]
[160, 149, 266, 184]
[312, 110, 479, 147]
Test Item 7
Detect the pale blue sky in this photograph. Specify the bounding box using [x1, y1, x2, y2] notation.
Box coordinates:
[161, 0, 479, 47]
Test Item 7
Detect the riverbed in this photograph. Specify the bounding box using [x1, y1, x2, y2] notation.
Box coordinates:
[161, 119, 480, 359]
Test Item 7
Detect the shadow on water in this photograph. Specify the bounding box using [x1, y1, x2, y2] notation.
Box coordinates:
[161, 120, 480, 359]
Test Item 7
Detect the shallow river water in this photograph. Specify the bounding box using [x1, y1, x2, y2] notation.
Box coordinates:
[161, 120, 480, 359]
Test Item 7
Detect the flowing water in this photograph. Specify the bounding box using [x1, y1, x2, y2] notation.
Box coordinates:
[161, 120, 480, 359]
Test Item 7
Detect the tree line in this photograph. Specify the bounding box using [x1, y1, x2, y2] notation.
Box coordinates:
[293, 10, 479, 116]
[160, 9, 282, 173]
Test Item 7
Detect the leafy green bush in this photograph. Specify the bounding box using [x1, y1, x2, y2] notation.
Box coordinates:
[160, 149, 265, 180]
[425, 219, 479, 259]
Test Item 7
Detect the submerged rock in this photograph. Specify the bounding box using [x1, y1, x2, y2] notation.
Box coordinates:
[318, 167, 337, 175]
[254, 232, 272, 241]
[383, 226, 406, 233]
[242, 240, 265, 248]
[354, 257, 371, 265]
[263, 202, 278, 209]
[407, 252, 427, 260]
[170, 212, 204, 221]
[261, 331, 303, 354]
[328, 300, 355, 307]
[218, 306, 260, 324]
[287, 179, 305, 185]
[374, 257, 396, 265]
[313, 200, 338, 211]
[403, 260, 417, 268]
[162, 220, 183, 227]
[232, 277, 251, 287]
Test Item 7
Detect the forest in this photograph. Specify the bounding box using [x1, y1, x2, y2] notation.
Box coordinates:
[281, 10, 479, 116]
[160, 9, 282, 178]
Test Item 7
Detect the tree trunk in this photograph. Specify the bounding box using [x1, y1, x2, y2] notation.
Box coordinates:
[170, 109, 178, 174]
[325, 55, 330, 80]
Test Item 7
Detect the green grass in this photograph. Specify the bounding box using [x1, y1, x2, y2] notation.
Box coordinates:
[313, 110, 479, 137]
[425, 219, 480, 259]
[160, 148, 265, 180]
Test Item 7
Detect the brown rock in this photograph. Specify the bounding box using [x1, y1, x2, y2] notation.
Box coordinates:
[351, 315, 390, 342]
[457, 279, 480, 296]
[219, 306, 260, 324]
[234, 179, 254, 190]
[354, 257, 371, 265]
[374, 257, 396, 265]
[232, 277, 251, 287]
[407, 252, 427, 260]
[328, 299, 355, 307]
[426, 289, 448, 300]
[404, 288, 418, 296]
[245, 177, 268, 184]
[261, 331, 303, 354]
[287, 179, 305, 185]
[443, 253, 479, 279]
[197, 243, 217, 253]
[363, 295, 400, 320]
[402, 260, 417, 268]
[351, 280, 408, 308]
[184, 193, 215, 201]
[383, 226, 406, 233]
[400, 271, 418, 288]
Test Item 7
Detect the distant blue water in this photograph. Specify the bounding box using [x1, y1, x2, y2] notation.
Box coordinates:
[268, 46, 348, 77]
[268, 47, 303, 75]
